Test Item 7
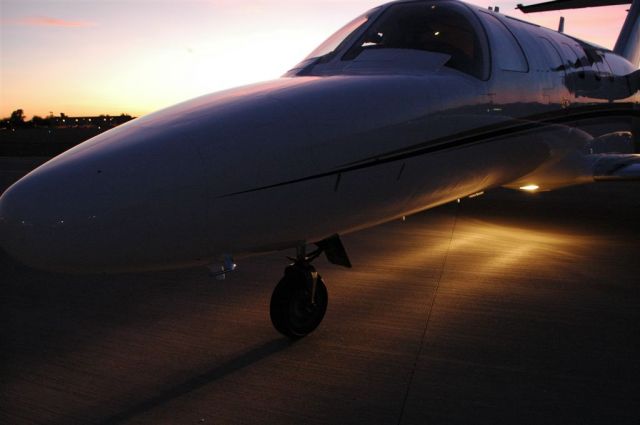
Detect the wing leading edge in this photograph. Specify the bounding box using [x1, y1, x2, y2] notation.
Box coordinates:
[593, 154, 640, 180]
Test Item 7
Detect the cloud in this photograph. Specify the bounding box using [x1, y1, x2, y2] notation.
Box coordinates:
[12, 16, 95, 28]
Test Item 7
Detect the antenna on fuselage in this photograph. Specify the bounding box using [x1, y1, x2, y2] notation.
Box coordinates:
[558, 16, 565, 32]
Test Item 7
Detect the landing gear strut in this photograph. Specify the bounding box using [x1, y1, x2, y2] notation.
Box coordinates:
[270, 234, 351, 339]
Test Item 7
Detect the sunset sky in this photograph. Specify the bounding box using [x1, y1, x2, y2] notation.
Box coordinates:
[0, 0, 631, 119]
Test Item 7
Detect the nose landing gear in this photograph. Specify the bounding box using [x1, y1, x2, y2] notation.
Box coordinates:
[270, 234, 351, 339]
[270, 261, 328, 339]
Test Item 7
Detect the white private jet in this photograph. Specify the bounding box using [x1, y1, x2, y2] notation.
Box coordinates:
[1, 0, 638, 338]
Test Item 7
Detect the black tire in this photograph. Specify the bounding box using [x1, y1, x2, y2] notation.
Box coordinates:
[270, 268, 328, 339]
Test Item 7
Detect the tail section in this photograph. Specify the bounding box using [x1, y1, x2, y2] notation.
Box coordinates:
[614, 0, 640, 66]
[517, 0, 640, 67]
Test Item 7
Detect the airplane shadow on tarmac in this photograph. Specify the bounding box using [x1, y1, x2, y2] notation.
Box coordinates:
[99, 338, 292, 425]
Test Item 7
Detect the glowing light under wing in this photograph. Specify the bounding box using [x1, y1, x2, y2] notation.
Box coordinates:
[519, 184, 540, 191]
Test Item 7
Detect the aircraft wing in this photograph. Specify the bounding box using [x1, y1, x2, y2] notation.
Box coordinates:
[593, 154, 640, 181]
[516, 0, 631, 13]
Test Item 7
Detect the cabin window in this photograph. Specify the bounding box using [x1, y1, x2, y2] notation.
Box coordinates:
[579, 44, 614, 81]
[593, 53, 614, 81]
[560, 43, 586, 78]
[538, 37, 565, 73]
[342, 2, 489, 79]
[480, 13, 528, 72]
[603, 53, 635, 75]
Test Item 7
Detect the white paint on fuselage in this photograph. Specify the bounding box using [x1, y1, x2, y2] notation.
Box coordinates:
[0, 73, 550, 272]
[1, 0, 638, 273]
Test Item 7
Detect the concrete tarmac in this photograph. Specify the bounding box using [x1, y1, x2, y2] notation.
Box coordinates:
[1, 158, 639, 424]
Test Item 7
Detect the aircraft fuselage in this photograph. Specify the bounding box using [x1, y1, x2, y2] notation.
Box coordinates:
[1, 0, 638, 273]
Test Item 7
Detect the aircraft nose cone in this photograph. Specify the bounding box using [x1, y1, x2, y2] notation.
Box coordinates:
[0, 173, 48, 269]
[0, 122, 209, 273]
[0, 164, 93, 271]
[0, 184, 23, 253]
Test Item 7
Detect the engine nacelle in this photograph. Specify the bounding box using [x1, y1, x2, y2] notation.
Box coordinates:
[586, 131, 635, 154]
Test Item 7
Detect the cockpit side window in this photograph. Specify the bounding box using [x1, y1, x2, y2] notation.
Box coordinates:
[341, 2, 489, 79]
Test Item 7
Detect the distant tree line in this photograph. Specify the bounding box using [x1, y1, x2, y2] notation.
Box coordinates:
[1, 109, 134, 131]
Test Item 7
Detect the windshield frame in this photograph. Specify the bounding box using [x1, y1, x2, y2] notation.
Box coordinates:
[302, 7, 383, 62]
[341, 0, 491, 80]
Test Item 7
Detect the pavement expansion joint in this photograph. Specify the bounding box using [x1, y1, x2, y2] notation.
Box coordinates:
[396, 202, 461, 425]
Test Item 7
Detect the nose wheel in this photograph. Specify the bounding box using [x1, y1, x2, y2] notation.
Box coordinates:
[269, 235, 351, 339]
[270, 263, 328, 339]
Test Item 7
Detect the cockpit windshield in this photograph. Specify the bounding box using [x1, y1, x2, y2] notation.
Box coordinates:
[304, 12, 374, 61]
[343, 2, 488, 79]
